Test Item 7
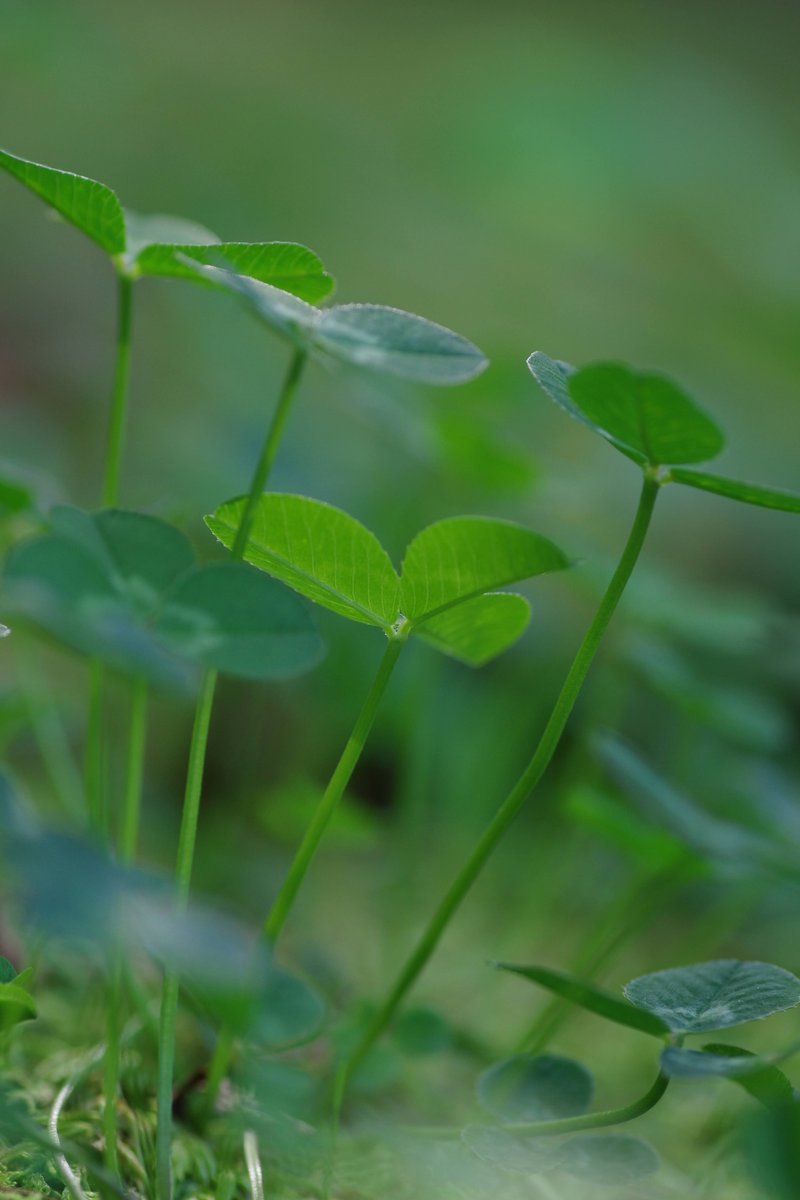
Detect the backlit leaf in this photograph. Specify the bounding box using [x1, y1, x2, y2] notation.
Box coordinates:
[669, 468, 800, 513]
[495, 962, 669, 1038]
[400, 516, 568, 622]
[415, 592, 531, 666]
[206, 494, 400, 630]
[527, 352, 723, 466]
[131, 233, 334, 303]
[624, 960, 800, 1034]
[0, 146, 126, 255]
[0, 983, 36, 1030]
[477, 1054, 593, 1122]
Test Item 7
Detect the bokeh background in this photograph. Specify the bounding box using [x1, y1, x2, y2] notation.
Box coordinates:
[1, 1, 799, 1192]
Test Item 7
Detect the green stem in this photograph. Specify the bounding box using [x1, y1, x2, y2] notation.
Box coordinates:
[14, 640, 84, 823]
[342, 475, 660, 1080]
[84, 659, 106, 837]
[155, 668, 218, 1200]
[102, 273, 134, 508]
[232, 348, 307, 559]
[120, 677, 149, 864]
[155, 348, 306, 1196]
[407, 1071, 669, 1140]
[103, 957, 122, 1178]
[264, 635, 405, 942]
[507, 1071, 668, 1136]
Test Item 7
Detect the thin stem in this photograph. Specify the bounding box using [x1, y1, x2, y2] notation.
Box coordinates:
[84, 659, 107, 837]
[155, 348, 306, 1197]
[343, 475, 660, 1080]
[406, 1071, 669, 1140]
[120, 677, 149, 864]
[264, 635, 405, 942]
[14, 640, 84, 823]
[155, 668, 218, 1200]
[507, 1070, 668, 1136]
[102, 273, 134, 508]
[232, 348, 307, 559]
[104, 677, 149, 1180]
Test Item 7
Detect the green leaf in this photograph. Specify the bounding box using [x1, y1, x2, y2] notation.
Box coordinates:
[0, 982, 36, 1029]
[129, 229, 334, 303]
[206, 494, 400, 630]
[122, 210, 219, 258]
[624, 960, 800, 1034]
[414, 592, 531, 666]
[661, 1043, 796, 1109]
[392, 1007, 453, 1057]
[0, 146, 126, 255]
[560, 1134, 659, 1185]
[3, 507, 323, 687]
[477, 1054, 593, 1122]
[400, 516, 568, 623]
[527, 352, 724, 467]
[313, 304, 487, 384]
[495, 963, 669, 1038]
[252, 960, 325, 1050]
[669, 468, 800, 513]
[0, 958, 16, 984]
[461, 1126, 565, 1176]
[156, 562, 324, 681]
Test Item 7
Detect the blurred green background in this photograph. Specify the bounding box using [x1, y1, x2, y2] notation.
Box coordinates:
[1, 2, 799, 1190]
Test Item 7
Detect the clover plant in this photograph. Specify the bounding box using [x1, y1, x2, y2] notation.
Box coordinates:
[0, 148, 798, 1200]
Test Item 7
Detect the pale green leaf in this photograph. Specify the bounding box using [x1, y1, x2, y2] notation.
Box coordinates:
[0, 146, 125, 255]
[527, 351, 724, 466]
[561, 1134, 659, 1184]
[0, 983, 36, 1028]
[625, 961, 800, 1034]
[415, 592, 531, 665]
[495, 962, 669, 1038]
[461, 1126, 565, 1176]
[400, 516, 568, 623]
[477, 1054, 593, 1122]
[122, 210, 219, 260]
[313, 304, 487, 384]
[206, 494, 400, 630]
[669, 468, 800, 513]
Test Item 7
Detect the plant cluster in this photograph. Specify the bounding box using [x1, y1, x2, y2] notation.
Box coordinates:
[0, 147, 799, 1200]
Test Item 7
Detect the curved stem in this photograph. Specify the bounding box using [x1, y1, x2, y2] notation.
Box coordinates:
[508, 1070, 669, 1136]
[102, 273, 134, 508]
[264, 635, 405, 942]
[343, 475, 660, 1080]
[232, 348, 307, 559]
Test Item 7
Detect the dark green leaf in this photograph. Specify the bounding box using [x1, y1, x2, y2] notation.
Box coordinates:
[461, 1126, 565, 1176]
[313, 304, 487, 384]
[156, 561, 324, 681]
[669, 468, 800, 513]
[0, 958, 16, 984]
[0, 146, 126, 255]
[477, 1054, 593, 1122]
[560, 1134, 659, 1184]
[662, 1042, 796, 1109]
[400, 516, 568, 623]
[414, 592, 531, 666]
[391, 1007, 453, 1057]
[495, 962, 669, 1038]
[625, 960, 800, 1034]
[527, 351, 723, 466]
[206, 494, 400, 630]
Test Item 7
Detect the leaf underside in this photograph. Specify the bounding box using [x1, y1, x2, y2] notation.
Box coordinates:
[415, 592, 530, 665]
